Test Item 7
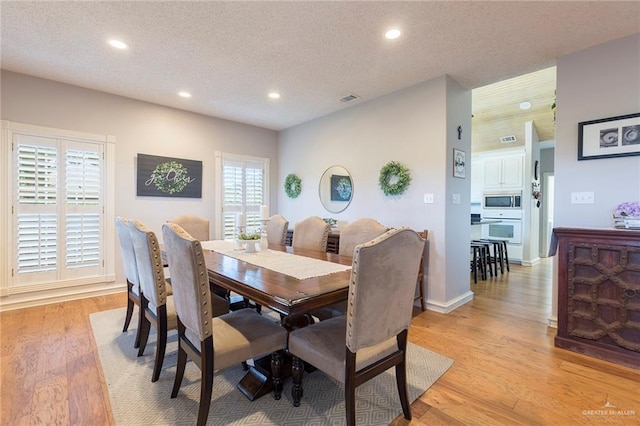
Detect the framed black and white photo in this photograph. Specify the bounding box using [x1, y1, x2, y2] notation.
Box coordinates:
[453, 148, 466, 178]
[136, 153, 202, 198]
[578, 113, 640, 161]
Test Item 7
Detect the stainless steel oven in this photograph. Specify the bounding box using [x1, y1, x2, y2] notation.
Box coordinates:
[483, 191, 522, 209]
[481, 209, 522, 244]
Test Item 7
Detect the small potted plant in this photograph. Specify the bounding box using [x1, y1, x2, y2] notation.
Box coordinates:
[613, 201, 640, 229]
[237, 232, 261, 252]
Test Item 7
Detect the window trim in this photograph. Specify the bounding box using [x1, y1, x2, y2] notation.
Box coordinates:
[1, 120, 116, 302]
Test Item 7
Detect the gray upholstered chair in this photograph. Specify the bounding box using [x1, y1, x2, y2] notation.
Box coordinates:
[266, 214, 289, 246]
[312, 218, 389, 321]
[288, 228, 426, 425]
[115, 217, 143, 348]
[168, 214, 210, 241]
[162, 223, 288, 426]
[292, 216, 330, 252]
[129, 219, 177, 382]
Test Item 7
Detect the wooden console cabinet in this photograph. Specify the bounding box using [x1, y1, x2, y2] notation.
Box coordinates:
[552, 227, 640, 369]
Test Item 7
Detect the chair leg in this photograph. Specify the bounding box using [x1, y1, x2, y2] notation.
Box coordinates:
[137, 306, 151, 357]
[134, 303, 143, 349]
[345, 350, 357, 426]
[171, 323, 188, 399]
[271, 351, 283, 400]
[291, 356, 304, 407]
[151, 308, 168, 382]
[395, 332, 412, 421]
[197, 338, 214, 426]
[123, 285, 134, 332]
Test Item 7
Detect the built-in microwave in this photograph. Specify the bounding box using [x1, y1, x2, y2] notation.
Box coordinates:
[483, 192, 522, 209]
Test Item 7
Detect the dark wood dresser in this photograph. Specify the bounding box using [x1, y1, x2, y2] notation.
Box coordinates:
[551, 227, 640, 369]
[285, 229, 340, 254]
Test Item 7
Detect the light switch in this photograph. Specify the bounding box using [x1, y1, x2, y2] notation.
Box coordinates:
[571, 192, 594, 204]
[452, 193, 461, 204]
[424, 193, 434, 204]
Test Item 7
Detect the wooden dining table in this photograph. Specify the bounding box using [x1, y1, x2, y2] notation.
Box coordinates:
[163, 241, 353, 400]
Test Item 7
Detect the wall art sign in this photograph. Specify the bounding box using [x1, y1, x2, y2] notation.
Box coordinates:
[578, 112, 640, 161]
[330, 174, 352, 201]
[453, 148, 466, 178]
[136, 153, 202, 198]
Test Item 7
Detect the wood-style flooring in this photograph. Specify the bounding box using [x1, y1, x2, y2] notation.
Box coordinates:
[2, 258, 639, 425]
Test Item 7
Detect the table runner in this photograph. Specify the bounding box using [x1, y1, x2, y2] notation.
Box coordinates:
[201, 240, 351, 280]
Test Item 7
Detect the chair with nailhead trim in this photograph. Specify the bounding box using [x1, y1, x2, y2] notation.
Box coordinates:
[288, 228, 425, 426]
[162, 223, 288, 426]
[129, 219, 177, 382]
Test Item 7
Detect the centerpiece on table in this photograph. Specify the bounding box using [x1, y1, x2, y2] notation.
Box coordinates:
[237, 232, 261, 252]
[613, 201, 640, 229]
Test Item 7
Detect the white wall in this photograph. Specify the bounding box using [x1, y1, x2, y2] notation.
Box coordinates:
[279, 75, 473, 311]
[551, 33, 640, 324]
[523, 121, 541, 265]
[1, 70, 278, 287]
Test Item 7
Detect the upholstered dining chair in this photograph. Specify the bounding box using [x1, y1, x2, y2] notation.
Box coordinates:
[415, 230, 428, 312]
[115, 217, 143, 348]
[266, 214, 289, 246]
[129, 219, 178, 382]
[168, 214, 210, 241]
[312, 218, 389, 321]
[288, 228, 426, 426]
[292, 216, 330, 252]
[162, 223, 288, 426]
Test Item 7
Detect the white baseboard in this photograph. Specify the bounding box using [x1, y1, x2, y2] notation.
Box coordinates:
[426, 291, 474, 314]
[547, 315, 558, 329]
[0, 281, 125, 312]
[521, 257, 541, 267]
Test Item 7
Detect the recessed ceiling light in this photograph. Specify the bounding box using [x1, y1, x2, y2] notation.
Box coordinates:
[385, 29, 401, 40]
[108, 39, 129, 50]
[519, 101, 532, 110]
[178, 91, 192, 98]
[268, 92, 281, 99]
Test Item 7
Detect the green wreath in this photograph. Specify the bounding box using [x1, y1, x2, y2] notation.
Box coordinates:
[284, 173, 302, 198]
[379, 161, 412, 196]
[151, 161, 190, 194]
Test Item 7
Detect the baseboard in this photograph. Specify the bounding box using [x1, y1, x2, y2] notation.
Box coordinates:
[426, 291, 474, 314]
[547, 315, 558, 329]
[0, 281, 125, 312]
[521, 257, 541, 267]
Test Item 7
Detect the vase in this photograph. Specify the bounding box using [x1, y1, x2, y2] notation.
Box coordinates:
[244, 240, 257, 253]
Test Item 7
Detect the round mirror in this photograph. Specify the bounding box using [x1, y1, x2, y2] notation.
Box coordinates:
[319, 165, 353, 213]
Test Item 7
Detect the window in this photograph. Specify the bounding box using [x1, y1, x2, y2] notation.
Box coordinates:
[216, 152, 269, 239]
[2, 121, 115, 295]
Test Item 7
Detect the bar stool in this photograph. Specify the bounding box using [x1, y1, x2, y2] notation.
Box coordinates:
[487, 238, 510, 272]
[470, 242, 487, 283]
[472, 240, 495, 278]
[477, 239, 503, 275]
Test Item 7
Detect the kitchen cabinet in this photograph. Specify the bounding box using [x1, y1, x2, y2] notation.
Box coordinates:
[483, 154, 523, 189]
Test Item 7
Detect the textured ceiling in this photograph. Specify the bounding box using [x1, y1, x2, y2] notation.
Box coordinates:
[1, 1, 639, 132]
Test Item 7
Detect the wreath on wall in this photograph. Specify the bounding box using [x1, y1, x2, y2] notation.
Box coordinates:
[379, 161, 412, 196]
[284, 173, 302, 198]
[151, 161, 190, 194]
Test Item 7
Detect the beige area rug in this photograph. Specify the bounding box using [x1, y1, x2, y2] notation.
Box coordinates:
[90, 307, 453, 425]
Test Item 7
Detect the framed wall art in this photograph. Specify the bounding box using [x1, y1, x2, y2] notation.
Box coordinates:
[330, 174, 352, 201]
[136, 153, 202, 198]
[453, 148, 466, 178]
[578, 112, 640, 161]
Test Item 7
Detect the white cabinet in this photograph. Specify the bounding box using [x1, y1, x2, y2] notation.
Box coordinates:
[483, 154, 523, 189]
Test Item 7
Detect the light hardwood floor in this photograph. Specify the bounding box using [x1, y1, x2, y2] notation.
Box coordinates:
[1, 259, 638, 425]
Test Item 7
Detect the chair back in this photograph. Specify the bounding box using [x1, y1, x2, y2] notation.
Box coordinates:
[129, 220, 168, 311]
[338, 218, 388, 257]
[162, 223, 212, 343]
[346, 228, 425, 352]
[292, 216, 330, 251]
[115, 217, 139, 290]
[266, 214, 289, 245]
[168, 214, 210, 241]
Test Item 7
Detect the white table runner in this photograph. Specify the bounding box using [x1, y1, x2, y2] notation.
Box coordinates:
[201, 240, 351, 280]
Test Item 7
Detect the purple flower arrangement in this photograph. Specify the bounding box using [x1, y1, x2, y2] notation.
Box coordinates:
[614, 201, 640, 217]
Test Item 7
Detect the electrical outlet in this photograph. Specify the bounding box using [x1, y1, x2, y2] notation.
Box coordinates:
[424, 193, 434, 204]
[571, 192, 595, 204]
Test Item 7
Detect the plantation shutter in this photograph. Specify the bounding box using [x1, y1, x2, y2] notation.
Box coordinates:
[220, 156, 268, 240]
[13, 134, 104, 286]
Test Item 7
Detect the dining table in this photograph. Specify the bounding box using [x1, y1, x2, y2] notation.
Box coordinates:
[162, 239, 353, 400]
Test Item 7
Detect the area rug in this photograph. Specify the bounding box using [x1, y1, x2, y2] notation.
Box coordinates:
[90, 307, 453, 425]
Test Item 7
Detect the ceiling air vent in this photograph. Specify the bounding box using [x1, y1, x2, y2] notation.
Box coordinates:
[339, 94, 360, 103]
[500, 135, 517, 144]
